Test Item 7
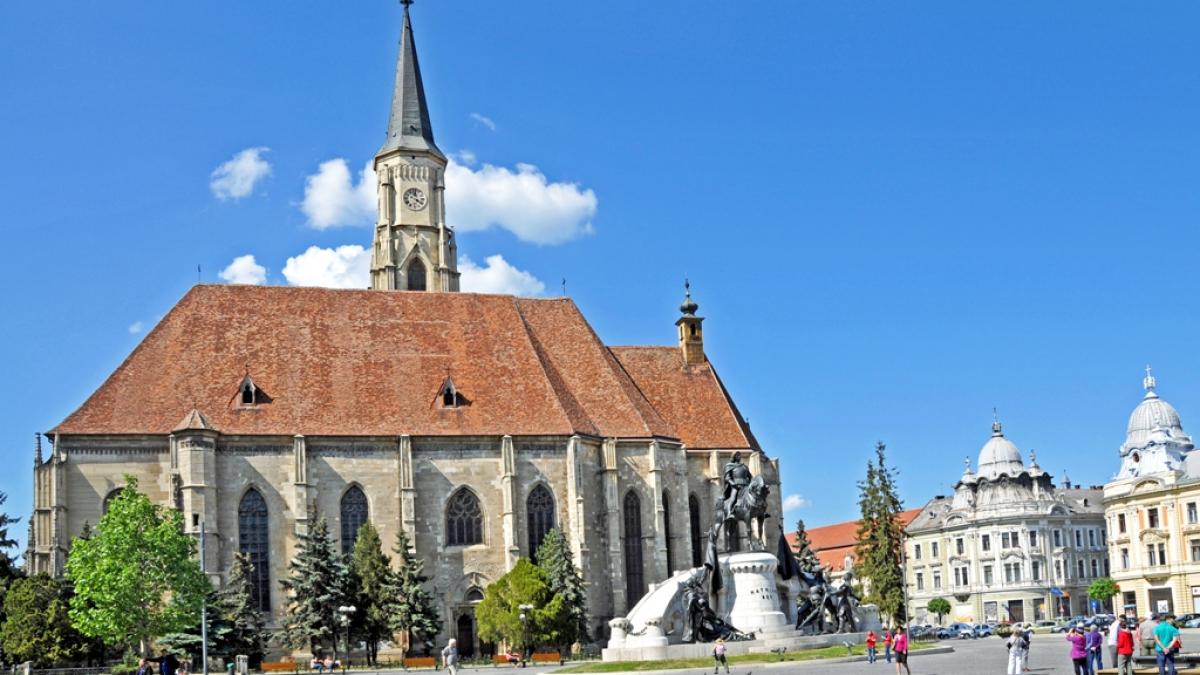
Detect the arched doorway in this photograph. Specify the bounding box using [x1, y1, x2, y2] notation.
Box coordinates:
[456, 613, 476, 658]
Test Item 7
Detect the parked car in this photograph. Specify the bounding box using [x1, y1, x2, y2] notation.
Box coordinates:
[973, 624, 993, 637]
[1034, 620, 1057, 629]
[934, 626, 957, 639]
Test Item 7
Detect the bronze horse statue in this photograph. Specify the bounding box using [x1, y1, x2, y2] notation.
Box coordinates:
[714, 474, 771, 551]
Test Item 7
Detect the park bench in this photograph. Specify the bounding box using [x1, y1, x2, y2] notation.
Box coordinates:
[260, 661, 296, 673]
[491, 655, 520, 666]
[530, 653, 563, 665]
[402, 656, 438, 669]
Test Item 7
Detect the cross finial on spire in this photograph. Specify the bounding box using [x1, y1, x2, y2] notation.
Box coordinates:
[991, 407, 1003, 436]
[1144, 364, 1157, 394]
[964, 457, 971, 471]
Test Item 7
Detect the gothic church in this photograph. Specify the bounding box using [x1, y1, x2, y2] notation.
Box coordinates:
[27, 5, 782, 652]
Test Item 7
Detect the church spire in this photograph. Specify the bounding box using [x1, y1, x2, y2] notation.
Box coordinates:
[379, 0, 443, 159]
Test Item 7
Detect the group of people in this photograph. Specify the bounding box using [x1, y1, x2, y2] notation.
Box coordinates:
[1065, 614, 1184, 675]
[853, 628, 911, 674]
[308, 656, 341, 673]
[134, 654, 189, 675]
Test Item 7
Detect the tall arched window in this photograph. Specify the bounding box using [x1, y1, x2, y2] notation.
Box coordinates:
[526, 485, 556, 561]
[340, 486, 369, 554]
[623, 491, 645, 608]
[407, 259, 427, 291]
[446, 488, 483, 547]
[689, 494, 703, 567]
[662, 490, 675, 575]
[238, 489, 270, 612]
[101, 489, 122, 515]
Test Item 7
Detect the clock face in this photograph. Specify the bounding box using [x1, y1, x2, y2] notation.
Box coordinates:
[403, 188, 427, 211]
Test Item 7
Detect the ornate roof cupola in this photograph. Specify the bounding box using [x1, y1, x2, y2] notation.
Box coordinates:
[675, 278, 706, 366]
[1117, 366, 1195, 479]
[951, 457, 978, 511]
[370, 0, 460, 293]
[976, 412, 1026, 481]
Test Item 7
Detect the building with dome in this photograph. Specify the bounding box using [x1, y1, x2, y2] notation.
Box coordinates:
[904, 419, 1106, 624]
[1104, 369, 1200, 618]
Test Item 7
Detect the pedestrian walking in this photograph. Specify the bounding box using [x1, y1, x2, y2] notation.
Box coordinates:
[442, 638, 460, 675]
[1087, 624, 1105, 672]
[893, 630, 911, 675]
[1116, 618, 1136, 675]
[1140, 614, 1160, 657]
[883, 629, 893, 663]
[1006, 627, 1029, 675]
[1067, 626, 1089, 675]
[866, 630, 877, 664]
[1154, 615, 1181, 675]
[1108, 616, 1121, 669]
[136, 659, 154, 675]
[712, 638, 729, 674]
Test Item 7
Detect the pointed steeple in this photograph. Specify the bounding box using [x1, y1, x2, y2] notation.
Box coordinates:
[379, 1, 443, 159]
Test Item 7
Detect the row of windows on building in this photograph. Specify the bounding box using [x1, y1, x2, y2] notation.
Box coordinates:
[911, 527, 1106, 561]
[1112, 540, 1200, 570]
[914, 557, 1109, 592]
[1113, 503, 1200, 537]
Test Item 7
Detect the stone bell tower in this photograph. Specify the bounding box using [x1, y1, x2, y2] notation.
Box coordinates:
[370, 1, 460, 292]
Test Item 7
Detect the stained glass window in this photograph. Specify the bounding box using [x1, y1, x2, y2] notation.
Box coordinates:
[340, 486, 369, 553]
[623, 491, 645, 608]
[238, 489, 270, 612]
[526, 485, 555, 561]
[447, 488, 483, 546]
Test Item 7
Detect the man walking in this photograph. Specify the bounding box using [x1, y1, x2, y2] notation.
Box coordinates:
[883, 629, 893, 663]
[1108, 616, 1121, 669]
[441, 638, 460, 675]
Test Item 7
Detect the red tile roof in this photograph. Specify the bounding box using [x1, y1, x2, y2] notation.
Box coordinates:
[787, 508, 923, 572]
[52, 285, 758, 449]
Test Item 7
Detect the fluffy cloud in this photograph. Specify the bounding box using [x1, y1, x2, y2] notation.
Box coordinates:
[210, 147, 271, 200]
[219, 254, 267, 285]
[298, 155, 597, 245]
[469, 112, 497, 131]
[445, 160, 597, 244]
[282, 245, 370, 289]
[300, 159, 375, 229]
[460, 255, 545, 296]
[782, 494, 811, 511]
[128, 321, 144, 334]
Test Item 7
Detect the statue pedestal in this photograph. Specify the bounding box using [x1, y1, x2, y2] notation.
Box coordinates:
[721, 552, 791, 637]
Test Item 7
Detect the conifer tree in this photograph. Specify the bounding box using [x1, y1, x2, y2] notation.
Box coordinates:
[0, 492, 21, 581]
[350, 522, 391, 666]
[535, 528, 589, 650]
[279, 517, 352, 659]
[221, 553, 266, 666]
[792, 519, 821, 573]
[384, 530, 441, 655]
[853, 442, 907, 625]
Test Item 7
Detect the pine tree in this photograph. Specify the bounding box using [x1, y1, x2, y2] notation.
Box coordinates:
[221, 553, 266, 666]
[383, 530, 441, 656]
[0, 492, 21, 581]
[279, 517, 352, 659]
[350, 523, 391, 666]
[792, 519, 821, 573]
[534, 528, 589, 651]
[853, 442, 907, 625]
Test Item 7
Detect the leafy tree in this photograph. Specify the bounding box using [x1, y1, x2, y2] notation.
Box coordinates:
[278, 516, 351, 659]
[476, 558, 569, 656]
[350, 523, 391, 666]
[853, 442, 907, 625]
[1088, 577, 1120, 611]
[792, 519, 821, 573]
[383, 530, 441, 655]
[535, 529, 589, 651]
[66, 477, 209, 655]
[926, 597, 951, 625]
[0, 574, 86, 666]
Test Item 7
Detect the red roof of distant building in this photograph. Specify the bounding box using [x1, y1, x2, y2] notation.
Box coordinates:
[787, 508, 923, 572]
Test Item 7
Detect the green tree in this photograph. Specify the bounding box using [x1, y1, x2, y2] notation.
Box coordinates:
[65, 477, 209, 655]
[476, 558, 569, 656]
[0, 574, 86, 666]
[383, 530, 441, 655]
[792, 519, 821, 573]
[350, 523, 391, 666]
[853, 442, 907, 625]
[1088, 577, 1120, 612]
[221, 553, 267, 666]
[926, 597, 951, 625]
[279, 516, 351, 659]
[535, 529, 589, 651]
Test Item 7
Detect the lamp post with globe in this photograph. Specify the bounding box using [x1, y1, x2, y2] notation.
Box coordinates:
[337, 605, 357, 672]
[518, 604, 534, 667]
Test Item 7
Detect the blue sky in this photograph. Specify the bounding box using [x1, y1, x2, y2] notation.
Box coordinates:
[3, 2, 1200, 550]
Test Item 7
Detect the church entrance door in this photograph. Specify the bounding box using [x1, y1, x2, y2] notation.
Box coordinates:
[457, 614, 476, 658]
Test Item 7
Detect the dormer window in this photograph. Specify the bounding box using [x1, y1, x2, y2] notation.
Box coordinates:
[235, 374, 270, 408]
[437, 376, 468, 409]
[242, 380, 256, 405]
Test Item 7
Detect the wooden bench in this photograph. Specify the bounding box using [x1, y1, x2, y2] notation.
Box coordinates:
[530, 653, 562, 665]
[261, 662, 296, 673]
[402, 657, 438, 669]
[492, 655, 520, 666]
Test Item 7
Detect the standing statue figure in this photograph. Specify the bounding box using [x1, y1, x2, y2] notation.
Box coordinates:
[830, 571, 861, 633]
[721, 452, 753, 521]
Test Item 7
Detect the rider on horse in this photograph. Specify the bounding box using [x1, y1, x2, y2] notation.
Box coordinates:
[721, 452, 752, 522]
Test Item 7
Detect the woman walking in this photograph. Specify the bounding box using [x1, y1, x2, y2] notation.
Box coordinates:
[1067, 626, 1088, 675]
[1006, 627, 1029, 675]
[883, 629, 893, 663]
[712, 638, 729, 675]
[866, 630, 878, 664]
[893, 630, 911, 675]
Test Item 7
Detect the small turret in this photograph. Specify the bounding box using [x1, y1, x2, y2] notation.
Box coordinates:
[675, 278, 706, 366]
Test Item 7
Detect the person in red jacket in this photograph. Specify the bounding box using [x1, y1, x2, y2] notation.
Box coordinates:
[866, 631, 878, 663]
[1116, 618, 1136, 675]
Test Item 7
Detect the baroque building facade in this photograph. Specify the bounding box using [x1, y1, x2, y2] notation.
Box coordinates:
[904, 420, 1106, 624]
[1104, 369, 1200, 618]
[25, 4, 782, 654]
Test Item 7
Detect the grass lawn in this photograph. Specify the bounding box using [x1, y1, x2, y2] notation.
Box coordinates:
[556, 641, 936, 673]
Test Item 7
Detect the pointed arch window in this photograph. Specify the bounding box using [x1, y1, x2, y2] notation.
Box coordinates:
[662, 490, 675, 575]
[102, 489, 122, 515]
[340, 486, 369, 554]
[447, 488, 483, 547]
[623, 491, 646, 608]
[526, 485, 556, 561]
[407, 259, 427, 291]
[238, 489, 270, 612]
[689, 493, 703, 567]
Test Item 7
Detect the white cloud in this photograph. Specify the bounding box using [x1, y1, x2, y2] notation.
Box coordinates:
[446, 160, 597, 245]
[128, 321, 144, 334]
[452, 149, 477, 166]
[282, 245, 370, 289]
[300, 159, 375, 229]
[783, 494, 811, 511]
[210, 147, 272, 200]
[469, 112, 497, 131]
[219, 254, 267, 285]
[460, 255, 545, 296]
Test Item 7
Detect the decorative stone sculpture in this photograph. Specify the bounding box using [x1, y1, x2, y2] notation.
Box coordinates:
[680, 568, 753, 643]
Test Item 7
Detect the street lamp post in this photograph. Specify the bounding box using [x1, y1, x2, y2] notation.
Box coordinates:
[337, 605, 357, 673]
[518, 604, 533, 668]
